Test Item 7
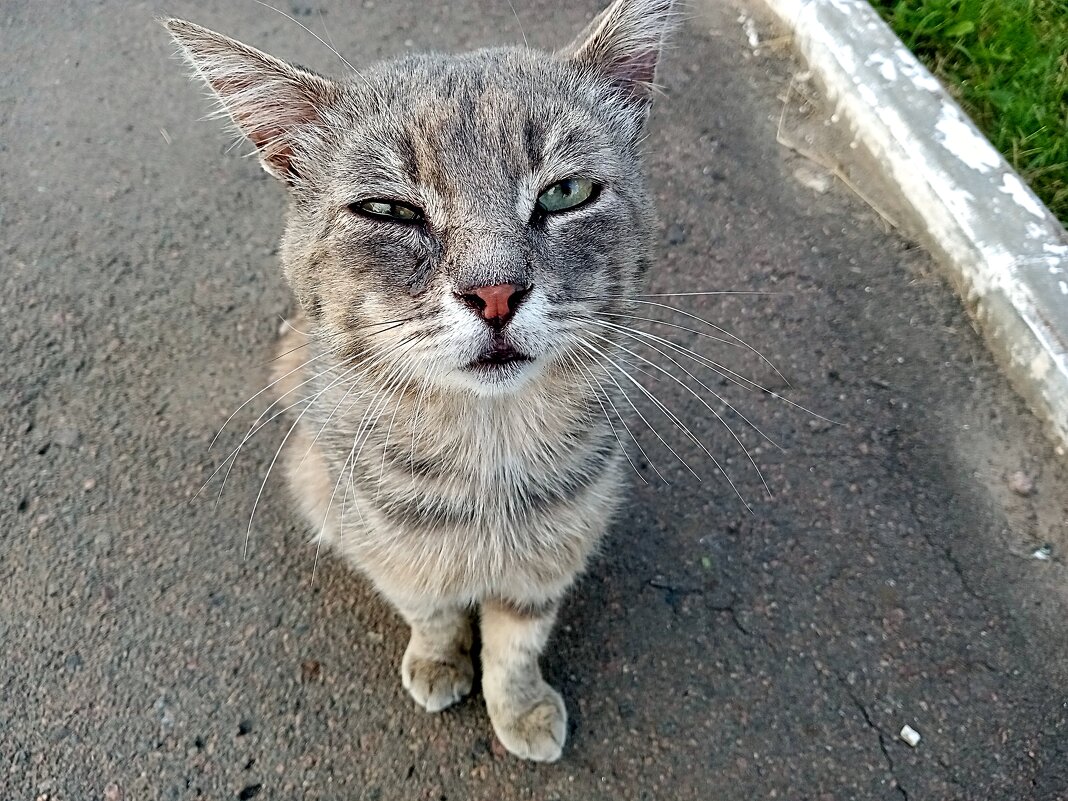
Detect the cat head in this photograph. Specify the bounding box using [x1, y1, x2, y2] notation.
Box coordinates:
[166, 0, 673, 398]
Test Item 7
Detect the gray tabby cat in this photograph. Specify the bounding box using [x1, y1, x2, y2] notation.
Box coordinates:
[166, 0, 673, 762]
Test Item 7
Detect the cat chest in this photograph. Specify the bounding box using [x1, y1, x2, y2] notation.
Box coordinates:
[359, 446, 612, 531]
[326, 421, 615, 531]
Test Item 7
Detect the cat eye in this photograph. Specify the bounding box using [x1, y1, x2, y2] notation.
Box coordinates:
[350, 199, 424, 223]
[536, 178, 599, 215]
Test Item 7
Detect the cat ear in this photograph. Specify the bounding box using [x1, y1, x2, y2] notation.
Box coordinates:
[163, 18, 339, 181]
[563, 0, 675, 105]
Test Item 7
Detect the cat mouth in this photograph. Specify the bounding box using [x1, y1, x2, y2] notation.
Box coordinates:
[467, 343, 534, 372]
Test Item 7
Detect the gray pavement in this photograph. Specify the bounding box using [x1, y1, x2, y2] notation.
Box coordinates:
[2, 1, 1067, 799]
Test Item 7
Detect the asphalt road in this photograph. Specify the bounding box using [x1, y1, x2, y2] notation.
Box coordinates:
[3, 1, 1067, 799]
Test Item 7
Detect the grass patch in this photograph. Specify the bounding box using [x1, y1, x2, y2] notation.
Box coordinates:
[870, 0, 1068, 225]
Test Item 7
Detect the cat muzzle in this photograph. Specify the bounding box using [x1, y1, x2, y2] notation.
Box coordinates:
[467, 341, 534, 372]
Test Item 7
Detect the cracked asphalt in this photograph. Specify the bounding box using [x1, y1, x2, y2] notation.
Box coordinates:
[3, 1, 1067, 799]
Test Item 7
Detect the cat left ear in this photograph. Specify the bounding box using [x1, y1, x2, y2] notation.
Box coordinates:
[163, 18, 339, 182]
[562, 0, 675, 106]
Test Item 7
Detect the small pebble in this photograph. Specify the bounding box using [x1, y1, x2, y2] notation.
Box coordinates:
[104, 782, 124, 801]
[899, 724, 921, 747]
[83, 478, 97, 492]
[1032, 545, 1053, 561]
[1008, 470, 1034, 497]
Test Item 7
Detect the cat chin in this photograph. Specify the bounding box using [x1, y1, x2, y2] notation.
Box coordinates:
[441, 360, 545, 398]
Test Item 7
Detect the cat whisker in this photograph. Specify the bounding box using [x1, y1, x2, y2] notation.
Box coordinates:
[589, 310, 739, 349]
[294, 340, 411, 474]
[238, 337, 413, 532]
[215, 339, 407, 502]
[267, 337, 314, 364]
[588, 319, 784, 452]
[563, 351, 648, 484]
[629, 291, 783, 298]
[375, 354, 423, 505]
[225, 317, 413, 455]
[192, 357, 348, 505]
[243, 357, 371, 557]
[214, 361, 356, 504]
[209, 348, 335, 450]
[313, 347, 424, 577]
[214, 319, 409, 450]
[408, 369, 433, 485]
[580, 335, 764, 510]
[577, 340, 695, 483]
[249, 0, 385, 104]
[315, 8, 341, 69]
[502, 0, 530, 49]
[592, 315, 837, 427]
[339, 344, 424, 513]
[580, 350, 670, 486]
[580, 338, 755, 512]
[581, 296, 791, 386]
[587, 328, 772, 502]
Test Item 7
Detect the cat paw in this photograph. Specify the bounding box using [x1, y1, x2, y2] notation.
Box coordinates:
[488, 683, 567, 762]
[401, 648, 474, 713]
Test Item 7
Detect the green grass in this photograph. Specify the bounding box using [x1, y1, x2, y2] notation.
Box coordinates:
[870, 0, 1068, 226]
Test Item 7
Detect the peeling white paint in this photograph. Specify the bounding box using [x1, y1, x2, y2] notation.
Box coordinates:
[939, 182, 979, 232]
[855, 81, 880, 110]
[999, 173, 1046, 220]
[886, 42, 943, 91]
[1027, 222, 1047, 240]
[934, 106, 1001, 173]
[1060, 281, 1068, 296]
[867, 52, 897, 82]
[1043, 242, 1068, 256]
[835, 40, 857, 73]
[902, 64, 942, 92]
[827, 0, 856, 15]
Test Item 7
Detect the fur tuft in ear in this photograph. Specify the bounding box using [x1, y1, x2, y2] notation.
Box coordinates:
[563, 0, 675, 104]
[162, 18, 339, 181]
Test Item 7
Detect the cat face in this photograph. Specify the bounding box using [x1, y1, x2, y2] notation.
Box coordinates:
[167, 0, 674, 397]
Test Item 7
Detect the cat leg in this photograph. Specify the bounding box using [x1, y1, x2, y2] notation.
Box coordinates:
[479, 598, 566, 762]
[395, 601, 474, 713]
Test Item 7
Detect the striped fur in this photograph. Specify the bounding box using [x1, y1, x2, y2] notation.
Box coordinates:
[167, 0, 673, 762]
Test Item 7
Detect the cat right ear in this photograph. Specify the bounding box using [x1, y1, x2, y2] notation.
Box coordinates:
[562, 0, 675, 107]
[163, 18, 339, 182]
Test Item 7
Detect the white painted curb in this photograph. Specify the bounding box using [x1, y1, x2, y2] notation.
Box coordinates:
[755, 0, 1068, 445]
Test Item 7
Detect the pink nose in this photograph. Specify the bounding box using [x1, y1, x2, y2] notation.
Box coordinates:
[457, 283, 528, 328]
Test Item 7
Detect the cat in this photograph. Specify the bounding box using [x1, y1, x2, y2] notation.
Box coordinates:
[165, 0, 674, 762]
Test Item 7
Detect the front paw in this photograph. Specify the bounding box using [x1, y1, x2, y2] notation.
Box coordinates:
[488, 683, 567, 762]
[401, 647, 474, 713]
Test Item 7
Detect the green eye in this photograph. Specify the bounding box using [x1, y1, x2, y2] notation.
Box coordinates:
[536, 178, 598, 214]
[352, 199, 423, 222]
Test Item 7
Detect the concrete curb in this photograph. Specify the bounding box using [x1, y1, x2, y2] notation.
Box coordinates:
[753, 0, 1068, 446]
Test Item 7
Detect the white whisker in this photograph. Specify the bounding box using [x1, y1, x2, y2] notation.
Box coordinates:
[593, 297, 791, 386]
[590, 319, 784, 451]
[563, 351, 648, 484]
[578, 341, 691, 483]
[587, 328, 772, 501]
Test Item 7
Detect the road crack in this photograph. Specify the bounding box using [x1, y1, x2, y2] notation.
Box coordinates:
[646, 579, 755, 638]
[835, 673, 909, 801]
